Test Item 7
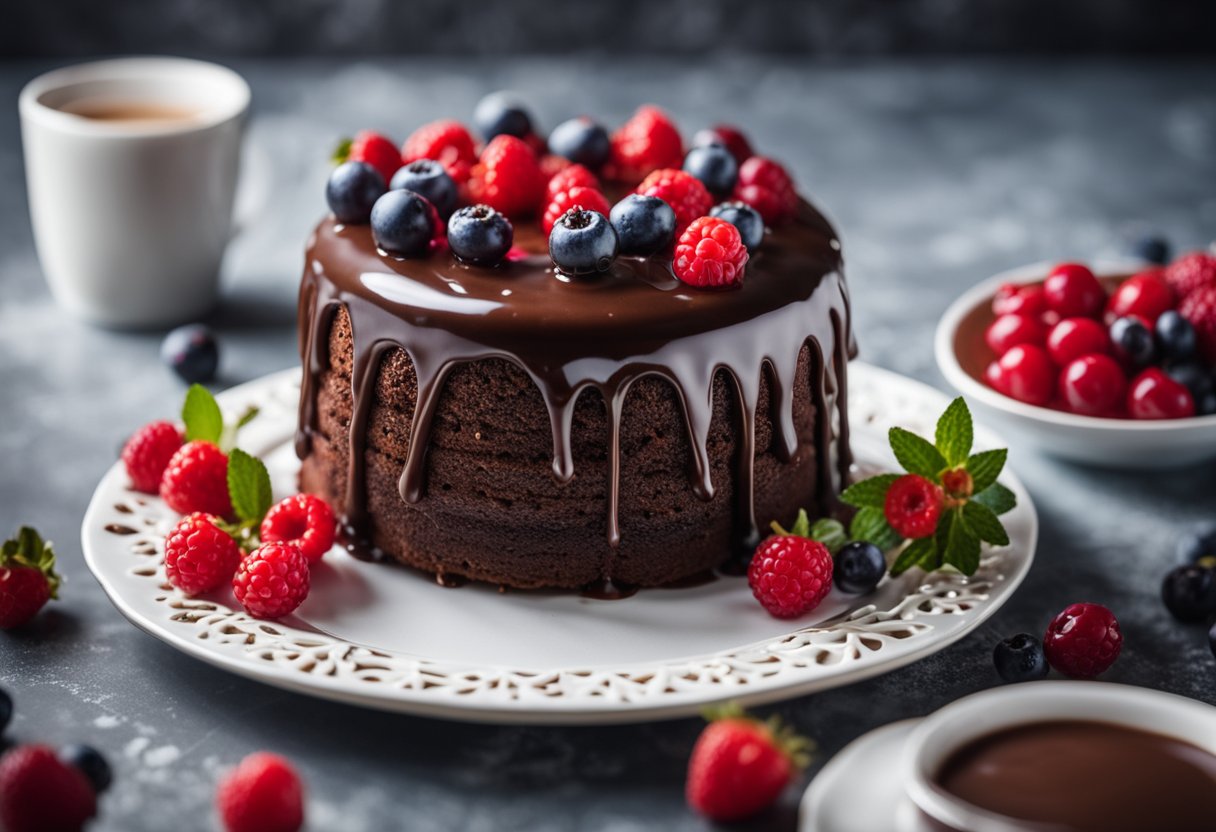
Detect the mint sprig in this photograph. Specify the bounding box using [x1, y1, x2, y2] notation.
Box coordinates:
[181, 384, 259, 453]
[227, 449, 273, 526]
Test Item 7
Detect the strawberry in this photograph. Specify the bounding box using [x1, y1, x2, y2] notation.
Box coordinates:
[216, 752, 304, 832]
[0, 527, 60, 630]
[0, 745, 96, 832]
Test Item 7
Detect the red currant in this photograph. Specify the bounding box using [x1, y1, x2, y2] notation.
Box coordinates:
[985, 314, 1046, 356]
[1058, 354, 1127, 416]
[1044, 263, 1105, 319]
[992, 283, 1047, 318]
[1127, 368, 1196, 420]
[1106, 269, 1173, 325]
[993, 344, 1056, 406]
[1046, 317, 1110, 366]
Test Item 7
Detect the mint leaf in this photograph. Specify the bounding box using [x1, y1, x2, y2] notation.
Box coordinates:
[790, 509, 811, 538]
[940, 509, 981, 575]
[839, 474, 900, 509]
[235, 406, 260, 430]
[809, 518, 848, 554]
[849, 507, 902, 551]
[962, 500, 1009, 546]
[973, 482, 1017, 515]
[182, 384, 223, 444]
[966, 448, 1007, 493]
[889, 427, 947, 480]
[891, 536, 935, 576]
[332, 137, 352, 165]
[935, 398, 973, 467]
[227, 448, 273, 525]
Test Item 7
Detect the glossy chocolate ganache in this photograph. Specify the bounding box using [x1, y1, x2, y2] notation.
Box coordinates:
[296, 198, 854, 589]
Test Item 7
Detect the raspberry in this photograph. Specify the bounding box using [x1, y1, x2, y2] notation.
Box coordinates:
[260, 494, 337, 563]
[635, 168, 713, 234]
[401, 119, 477, 182]
[748, 535, 833, 619]
[164, 513, 242, 595]
[884, 474, 943, 539]
[160, 441, 233, 519]
[216, 752, 305, 832]
[609, 105, 683, 184]
[1163, 251, 1216, 299]
[1178, 284, 1216, 365]
[0, 744, 96, 832]
[468, 135, 545, 218]
[1043, 602, 1122, 678]
[733, 156, 798, 225]
[673, 216, 749, 288]
[121, 420, 183, 494]
[0, 527, 59, 630]
[541, 186, 611, 235]
[345, 130, 400, 189]
[546, 163, 599, 201]
[233, 542, 310, 620]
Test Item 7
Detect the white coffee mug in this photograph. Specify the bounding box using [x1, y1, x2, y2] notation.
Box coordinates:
[19, 57, 250, 329]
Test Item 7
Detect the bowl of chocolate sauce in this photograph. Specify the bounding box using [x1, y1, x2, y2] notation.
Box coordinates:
[903, 681, 1216, 832]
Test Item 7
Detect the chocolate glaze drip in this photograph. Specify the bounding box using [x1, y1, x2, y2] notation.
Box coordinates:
[296, 199, 854, 557]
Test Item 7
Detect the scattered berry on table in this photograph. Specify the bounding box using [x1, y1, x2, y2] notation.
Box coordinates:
[164, 513, 242, 595]
[691, 124, 754, 165]
[370, 189, 438, 258]
[709, 201, 764, 252]
[1046, 317, 1109, 366]
[0, 527, 60, 631]
[389, 159, 457, 218]
[673, 216, 749, 289]
[988, 344, 1056, 406]
[1179, 526, 1216, 565]
[985, 314, 1046, 356]
[541, 186, 611, 236]
[833, 541, 886, 594]
[325, 160, 386, 225]
[1105, 269, 1173, 324]
[733, 156, 798, 226]
[0, 687, 10, 736]
[992, 283, 1048, 318]
[446, 204, 514, 267]
[609, 194, 677, 256]
[1043, 602, 1122, 679]
[260, 494, 336, 564]
[473, 91, 533, 142]
[468, 134, 546, 218]
[0, 744, 96, 832]
[1155, 310, 1198, 361]
[883, 474, 943, 539]
[1043, 262, 1105, 319]
[217, 751, 305, 832]
[342, 130, 400, 187]
[232, 542, 311, 620]
[401, 119, 477, 181]
[161, 323, 220, 385]
[546, 163, 599, 200]
[1109, 315, 1157, 368]
[1127, 367, 1196, 420]
[121, 420, 184, 494]
[1161, 564, 1216, 623]
[548, 208, 619, 276]
[748, 533, 833, 619]
[1163, 250, 1216, 299]
[1058, 354, 1126, 416]
[160, 441, 233, 518]
[547, 117, 610, 170]
[1129, 234, 1170, 265]
[1178, 284, 1216, 365]
[993, 633, 1050, 683]
[635, 168, 713, 234]
[58, 745, 111, 794]
[609, 105, 684, 184]
[683, 145, 738, 197]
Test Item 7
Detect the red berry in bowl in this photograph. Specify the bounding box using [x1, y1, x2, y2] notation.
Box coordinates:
[747, 535, 833, 619]
[1127, 368, 1196, 420]
[992, 283, 1047, 318]
[993, 344, 1056, 406]
[1046, 317, 1109, 366]
[1178, 284, 1216, 365]
[1163, 250, 1216, 299]
[884, 474, 943, 539]
[260, 494, 337, 564]
[1043, 602, 1122, 679]
[1106, 269, 1173, 324]
[1044, 262, 1105, 319]
[1058, 354, 1127, 416]
[985, 314, 1046, 356]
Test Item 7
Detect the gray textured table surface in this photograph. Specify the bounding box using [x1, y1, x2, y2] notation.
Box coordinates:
[2, 58, 1215, 832]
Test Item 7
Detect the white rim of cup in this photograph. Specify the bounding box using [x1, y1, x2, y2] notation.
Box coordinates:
[901, 681, 1216, 832]
[18, 56, 251, 139]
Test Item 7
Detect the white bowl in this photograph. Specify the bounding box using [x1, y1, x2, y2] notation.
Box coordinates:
[935, 259, 1216, 468]
[902, 681, 1216, 832]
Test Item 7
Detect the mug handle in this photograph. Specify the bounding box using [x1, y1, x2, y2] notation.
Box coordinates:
[230, 135, 272, 240]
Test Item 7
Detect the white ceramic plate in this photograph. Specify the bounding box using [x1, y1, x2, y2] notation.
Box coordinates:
[936, 258, 1216, 469]
[82, 363, 1037, 724]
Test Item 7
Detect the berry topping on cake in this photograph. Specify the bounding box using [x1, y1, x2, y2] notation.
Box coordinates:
[673, 216, 749, 288]
[446, 204, 515, 267]
[549, 208, 618, 276]
[541, 186, 611, 235]
[0, 528, 59, 631]
[833, 540, 886, 594]
[468, 134, 546, 218]
[1043, 262, 1104, 319]
[260, 495, 336, 564]
[390, 159, 458, 218]
[635, 168, 713, 234]
[692, 124, 754, 166]
[547, 116, 611, 170]
[1163, 250, 1216, 299]
[217, 752, 305, 832]
[987, 344, 1056, 406]
[1106, 269, 1173, 324]
[883, 474, 943, 539]
[325, 160, 386, 225]
[161, 441, 233, 518]
[1127, 367, 1195, 419]
[0, 745, 96, 832]
[370, 189, 438, 258]
[984, 314, 1046, 356]
[1178, 284, 1216, 364]
[473, 91, 534, 142]
[339, 130, 401, 188]
[164, 513, 242, 595]
[59, 745, 111, 795]
[609, 194, 677, 256]
[546, 163, 598, 200]
[733, 156, 798, 226]
[748, 517, 833, 619]
[682, 145, 738, 197]
[1058, 354, 1126, 416]
[992, 633, 1050, 683]
[401, 119, 477, 181]
[161, 323, 220, 385]
[992, 282, 1048, 318]
[1045, 317, 1109, 366]
[122, 420, 184, 494]
[232, 541, 311, 620]
[1043, 602, 1122, 679]
[1161, 564, 1216, 623]
[709, 201, 764, 252]
[609, 105, 683, 184]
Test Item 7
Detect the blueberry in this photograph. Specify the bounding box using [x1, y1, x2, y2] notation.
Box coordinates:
[1110, 316, 1156, 367]
[1179, 526, 1216, 565]
[0, 687, 11, 736]
[370, 190, 437, 258]
[683, 145, 738, 197]
[548, 117, 610, 169]
[1156, 311, 1198, 361]
[1196, 384, 1216, 417]
[1164, 360, 1214, 405]
[325, 161, 386, 224]
[59, 744, 111, 793]
[161, 324, 219, 384]
[390, 160, 457, 218]
[447, 204, 514, 267]
[549, 209, 618, 276]
[993, 633, 1050, 683]
[1161, 565, 1216, 623]
[710, 201, 765, 252]
[691, 128, 728, 150]
[609, 195, 676, 257]
[473, 91, 533, 141]
[1130, 234, 1171, 265]
[834, 541, 886, 594]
